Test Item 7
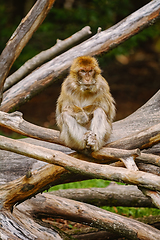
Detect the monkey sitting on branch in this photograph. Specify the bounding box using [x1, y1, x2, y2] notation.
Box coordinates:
[56, 56, 116, 151]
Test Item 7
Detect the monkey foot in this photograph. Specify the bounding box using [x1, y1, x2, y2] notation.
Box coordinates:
[84, 131, 99, 151]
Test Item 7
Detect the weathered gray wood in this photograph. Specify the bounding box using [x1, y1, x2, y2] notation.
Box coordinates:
[1, 0, 160, 112]
[50, 184, 155, 208]
[0, 138, 72, 184]
[0, 89, 159, 184]
[16, 193, 160, 240]
[0, 209, 63, 240]
[1, 135, 160, 211]
[0, 111, 62, 145]
[110, 89, 160, 143]
[0, 139, 159, 185]
[0, 91, 159, 154]
[0, 0, 55, 103]
[4, 26, 92, 91]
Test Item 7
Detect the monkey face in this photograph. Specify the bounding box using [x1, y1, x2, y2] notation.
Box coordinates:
[78, 68, 96, 91]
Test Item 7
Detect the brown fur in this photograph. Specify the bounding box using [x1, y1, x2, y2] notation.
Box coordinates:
[56, 56, 116, 151]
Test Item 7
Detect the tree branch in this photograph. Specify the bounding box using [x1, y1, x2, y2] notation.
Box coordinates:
[16, 192, 160, 240]
[1, 0, 160, 112]
[50, 183, 155, 208]
[0, 208, 63, 239]
[0, 111, 62, 144]
[0, 108, 159, 157]
[107, 123, 160, 150]
[0, 0, 55, 104]
[1, 135, 160, 210]
[4, 26, 92, 91]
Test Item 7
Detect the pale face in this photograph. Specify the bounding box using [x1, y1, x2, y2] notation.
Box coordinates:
[78, 68, 96, 91]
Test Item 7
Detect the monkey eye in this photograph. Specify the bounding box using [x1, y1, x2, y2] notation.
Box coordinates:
[80, 69, 85, 73]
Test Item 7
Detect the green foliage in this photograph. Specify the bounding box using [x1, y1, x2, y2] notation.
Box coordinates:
[1, 0, 160, 72]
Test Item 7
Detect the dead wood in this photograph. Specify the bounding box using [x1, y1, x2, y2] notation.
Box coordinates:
[0, 138, 72, 185]
[109, 89, 160, 143]
[136, 162, 160, 176]
[107, 122, 160, 150]
[4, 26, 92, 91]
[1, 135, 160, 211]
[69, 230, 119, 240]
[15, 193, 160, 240]
[0, 110, 62, 145]
[50, 183, 154, 208]
[71, 214, 160, 239]
[0, 209, 63, 240]
[0, 88, 160, 183]
[137, 152, 160, 167]
[1, 0, 160, 112]
[0, 0, 55, 103]
[0, 88, 159, 212]
[0, 1, 160, 239]
[0, 90, 159, 154]
[0, 91, 159, 153]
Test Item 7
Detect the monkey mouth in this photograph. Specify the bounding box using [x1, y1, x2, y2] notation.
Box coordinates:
[81, 84, 95, 91]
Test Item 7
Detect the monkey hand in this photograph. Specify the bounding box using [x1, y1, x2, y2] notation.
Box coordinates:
[84, 131, 99, 151]
[76, 111, 89, 126]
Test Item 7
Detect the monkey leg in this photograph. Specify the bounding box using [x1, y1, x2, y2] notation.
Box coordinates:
[90, 108, 112, 150]
[60, 112, 87, 150]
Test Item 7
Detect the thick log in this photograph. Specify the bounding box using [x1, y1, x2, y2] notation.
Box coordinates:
[1, 0, 160, 112]
[109, 89, 160, 143]
[0, 111, 62, 145]
[1, 135, 160, 210]
[0, 209, 63, 240]
[0, 0, 55, 102]
[108, 122, 160, 150]
[0, 138, 72, 185]
[15, 193, 160, 240]
[50, 184, 154, 208]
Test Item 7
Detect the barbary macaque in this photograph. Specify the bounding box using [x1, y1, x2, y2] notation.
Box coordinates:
[56, 56, 116, 151]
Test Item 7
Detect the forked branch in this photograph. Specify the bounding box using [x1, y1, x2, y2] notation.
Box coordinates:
[0, 0, 55, 103]
[4, 26, 92, 91]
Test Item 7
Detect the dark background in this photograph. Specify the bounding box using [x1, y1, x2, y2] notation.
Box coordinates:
[0, 0, 160, 133]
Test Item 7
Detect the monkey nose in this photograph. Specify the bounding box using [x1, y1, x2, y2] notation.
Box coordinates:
[84, 77, 92, 84]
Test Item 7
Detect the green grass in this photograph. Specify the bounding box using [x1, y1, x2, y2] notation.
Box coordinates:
[50, 179, 111, 191]
[102, 206, 160, 218]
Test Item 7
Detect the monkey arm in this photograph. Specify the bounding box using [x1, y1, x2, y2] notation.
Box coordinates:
[63, 105, 90, 126]
[83, 105, 98, 120]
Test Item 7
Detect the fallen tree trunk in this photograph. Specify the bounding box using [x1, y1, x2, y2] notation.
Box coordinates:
[15, 193, 160, 240]
[0, 208, 63, 240]
[1, 134, 160, 211]
[50, 184, 155, 208]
